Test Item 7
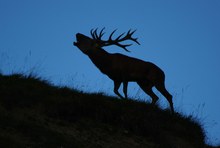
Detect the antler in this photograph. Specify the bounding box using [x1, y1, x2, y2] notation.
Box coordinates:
[90, 28, 140, 52]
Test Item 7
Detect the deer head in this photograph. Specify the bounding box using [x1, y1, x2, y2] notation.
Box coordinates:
[73, 33, 95, 54]
[73, 28, 140, 54]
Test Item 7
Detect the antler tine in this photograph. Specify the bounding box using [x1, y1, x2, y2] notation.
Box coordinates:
[90, 28, 105, 40]
[90, 29, 95, 39]
[126, 29, 140, 45]
[132, 38, 140, 45]
[116, 32, 125, 40]
[127, 29, 135, 35]
[109, 29, 117, 41]
[98, 27, 105, 39]
[115, 43, 132, 52]
[94, 28, 99, 39]
[90, 28, 99, 40]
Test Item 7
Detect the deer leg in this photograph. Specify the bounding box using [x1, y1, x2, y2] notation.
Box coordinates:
[155, 83, 174, 114]
[113, 81, 124, 99]
[123, 81, 128, 99]
[137, 82, 159, 105]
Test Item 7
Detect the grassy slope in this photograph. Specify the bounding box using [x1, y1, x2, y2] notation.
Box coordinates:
[0, 73, 215, 148]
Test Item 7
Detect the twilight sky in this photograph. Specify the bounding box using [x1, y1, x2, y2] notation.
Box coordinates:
[0, 0, 220, 145]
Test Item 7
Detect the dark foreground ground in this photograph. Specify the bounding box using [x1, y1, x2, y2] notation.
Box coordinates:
[0, 73, 218, 148]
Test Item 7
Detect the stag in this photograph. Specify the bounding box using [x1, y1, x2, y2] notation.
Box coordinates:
[73, 28, 174, 114]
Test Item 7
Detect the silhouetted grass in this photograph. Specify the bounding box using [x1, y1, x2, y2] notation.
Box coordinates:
[0, 73, 217, 147]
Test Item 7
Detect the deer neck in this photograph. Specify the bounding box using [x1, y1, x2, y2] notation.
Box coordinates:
[87, 48, 112, 73]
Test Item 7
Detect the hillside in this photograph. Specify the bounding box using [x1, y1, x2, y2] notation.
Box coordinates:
[0, 73, 215, 148]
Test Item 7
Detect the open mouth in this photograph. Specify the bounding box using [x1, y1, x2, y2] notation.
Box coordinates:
[73, 33, 82, 46]
[73, 34, 79, 46]
[73, 41, 78, 46]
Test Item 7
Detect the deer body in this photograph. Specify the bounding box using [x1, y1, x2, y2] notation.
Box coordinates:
[88, 49, 163, 83]
[74, 29, 174, 114]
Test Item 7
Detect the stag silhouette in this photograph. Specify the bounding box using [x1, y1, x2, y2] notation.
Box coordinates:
[73, 28, 174, 114]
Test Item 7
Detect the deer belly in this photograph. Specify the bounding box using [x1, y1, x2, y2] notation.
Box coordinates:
[109, 71, 144, 81]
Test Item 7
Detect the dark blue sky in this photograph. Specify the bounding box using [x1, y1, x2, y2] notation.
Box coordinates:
[0, 0, 220, 145]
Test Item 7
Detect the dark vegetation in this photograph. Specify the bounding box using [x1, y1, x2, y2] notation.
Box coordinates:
[0, 73, 218, 147]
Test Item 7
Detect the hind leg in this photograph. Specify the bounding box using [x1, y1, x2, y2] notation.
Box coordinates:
[123, 81, 128, 99]
[137, 82, 159, 105]
[155, 83, 174, 114]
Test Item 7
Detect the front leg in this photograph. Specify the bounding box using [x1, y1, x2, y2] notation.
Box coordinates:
[113, 81, 124, 99]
